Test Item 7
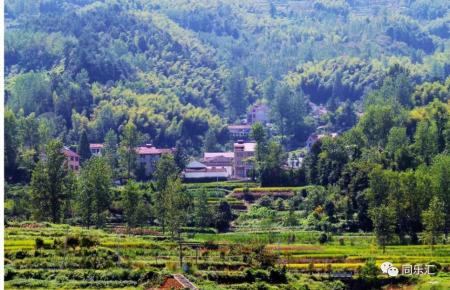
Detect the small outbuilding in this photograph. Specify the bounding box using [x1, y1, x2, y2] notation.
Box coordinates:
[182, 160, 228, 182]
[156, 274, 198, 290]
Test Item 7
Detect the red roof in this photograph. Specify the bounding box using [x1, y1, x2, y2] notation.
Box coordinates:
[228, 124, 252, 130]
[204, 152, 234, 158]
[62, 147, 79, 157]
[90, 143, 104, 149]
[136, 146, 172, 155]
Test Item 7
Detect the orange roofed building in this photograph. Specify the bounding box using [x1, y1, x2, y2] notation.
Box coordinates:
[136, 144, 174, 176]
[62, 147, 80, 173]
[153, 274, 198, 290]
[89, 143, 104, 156]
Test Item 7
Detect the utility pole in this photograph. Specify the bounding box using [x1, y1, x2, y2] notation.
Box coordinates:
[179, 242, 183, 269]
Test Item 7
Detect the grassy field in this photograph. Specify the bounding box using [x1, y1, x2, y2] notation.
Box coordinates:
[4, 223, 450, 289]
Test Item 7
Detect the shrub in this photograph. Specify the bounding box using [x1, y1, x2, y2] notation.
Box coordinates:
[325, 280, 346, 290]
[53, 238, 63, 249]
[287, 233, 296, 243]
[427, 261, 441, 272]
[205, 271, 247, 283]
[360, 258, 379, 283]
[203, 240, 219, 250]
[14, 250, 29, 259]
[35, 237, 44, 249]
[80, 236, 98, 248]
[318, 232, 328, 244]
[65, 235, 80, 249]
[253, 245, 277, 269]
[339, 237, 345, 245]
[269, 267, 287, 283]
[4, 266, 16, 281]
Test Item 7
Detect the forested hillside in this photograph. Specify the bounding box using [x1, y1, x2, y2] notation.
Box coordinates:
[4, 0, 450, 176]
[4, 1, 450, 289]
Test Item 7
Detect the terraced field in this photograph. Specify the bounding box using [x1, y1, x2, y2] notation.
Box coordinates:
[5, 224, 450, 289]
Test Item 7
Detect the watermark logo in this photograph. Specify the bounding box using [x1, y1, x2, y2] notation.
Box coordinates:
[381, 262, 436, 276]
[381, 261, 398, 277]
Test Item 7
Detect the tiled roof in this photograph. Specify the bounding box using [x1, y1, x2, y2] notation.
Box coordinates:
[186, 160, 207, 169]
[228, 124, 252, 130]
[204, 152, 234, 158]
[62, 147, 79, 157]
[89, 143, 104, 149]
[136, 146, 172, 155]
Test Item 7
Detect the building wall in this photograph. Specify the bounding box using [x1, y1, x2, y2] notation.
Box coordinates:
[137, 154, 162, 176]
[90, 148, 102, 156]
[66, 156, 80, 172]
[233, 149, 254, 178]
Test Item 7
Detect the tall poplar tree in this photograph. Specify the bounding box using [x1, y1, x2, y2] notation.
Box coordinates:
[30, 140, 70, 222]
[78, 157, 112, 228]
[118, 121, 140, 179]
[78, 130, 91, 164]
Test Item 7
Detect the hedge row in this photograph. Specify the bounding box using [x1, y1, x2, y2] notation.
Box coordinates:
[6, 268, 160, 282]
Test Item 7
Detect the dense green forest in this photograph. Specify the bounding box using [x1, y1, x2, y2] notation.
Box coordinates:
[5, 0, 450, 155]
[5, 0, 450, 235]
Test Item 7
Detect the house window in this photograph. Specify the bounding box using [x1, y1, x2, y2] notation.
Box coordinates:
[70, 165, 74, 170]
[70, 156, 74, 161]
[75, 166, 79, 170]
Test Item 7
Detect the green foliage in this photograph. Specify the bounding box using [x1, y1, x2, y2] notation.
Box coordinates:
[359, 258, 379, 283]
[77, 130, 91, 164]
[194, 189, 213, 229]
[165, 176, 192, 238]
[102, 129, 119, 176]
[78, 157, 112, 228]
[369, 205, 396, 253]
[215, 200, 233, 233]
[118, 121, 141, 179]
[422, 196, 445, 250]
[121, 180, 143, 228]
[30, 140, 72, 223]
[153, 154, 179, 233]
[414, 119, 439, 165]
[6, 72, 52, 115]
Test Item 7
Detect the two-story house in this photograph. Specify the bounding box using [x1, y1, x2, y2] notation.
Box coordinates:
[233, 141, 256, 179]
[227, 124, 252, 140]
[136, 144, 174, 176]
[247, 103, 270, 125]
[62, 147, 80, 172]
[201, 152, 234, 177]
[89, 143, 104, 156]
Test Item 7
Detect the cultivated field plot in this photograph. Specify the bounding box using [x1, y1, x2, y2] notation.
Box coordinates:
[4, 224, 450, 289]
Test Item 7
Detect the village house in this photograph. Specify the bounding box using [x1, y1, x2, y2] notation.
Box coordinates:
[89, 143, 103, 156]
[309, 102, 328, 120]
[201, 152, 234, 177]
[247, 103, 270, 125]
[182, 160, 228, 182]
[62, 147, 80, 172]
[286, 152, 304, 169]
[227, 124, 252, 140]
[233, 140, 256, 179]
[136, 144, 174, 176]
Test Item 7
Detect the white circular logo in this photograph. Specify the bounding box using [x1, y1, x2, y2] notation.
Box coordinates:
[387, 266, 399, 277]
[381, 262, 393, 274]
